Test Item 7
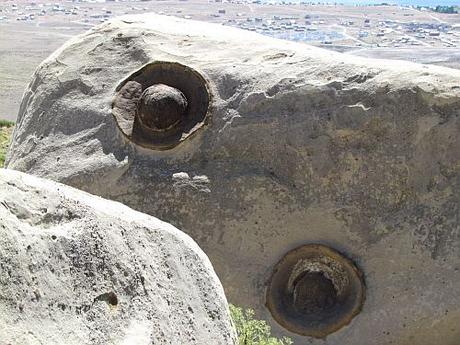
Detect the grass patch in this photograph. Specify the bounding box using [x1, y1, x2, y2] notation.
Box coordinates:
[0, 121, 14, 168]
[230, 304, 293, 345]
[0, 119, 15, 128]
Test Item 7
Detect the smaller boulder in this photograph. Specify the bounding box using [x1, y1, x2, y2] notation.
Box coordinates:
[0, 169, 236, 345]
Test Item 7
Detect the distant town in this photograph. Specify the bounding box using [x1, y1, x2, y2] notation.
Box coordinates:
[1, 0, 459, 49]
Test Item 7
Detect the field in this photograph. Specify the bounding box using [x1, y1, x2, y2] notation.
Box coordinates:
[0, 23, 85, 122]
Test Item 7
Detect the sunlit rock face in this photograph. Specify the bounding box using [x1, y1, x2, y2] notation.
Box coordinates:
[0, 169, 236, 345]
[6, 14, 460, 345]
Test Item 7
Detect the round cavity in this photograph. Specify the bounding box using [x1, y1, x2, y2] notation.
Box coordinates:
[112, 61, 210, 150]
[266, 244, 365, 338]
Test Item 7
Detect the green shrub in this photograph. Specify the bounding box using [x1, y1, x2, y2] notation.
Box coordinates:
[0, 119, 14, 128]
[229, 304, 292, 345]
[0, 121, 14, 168]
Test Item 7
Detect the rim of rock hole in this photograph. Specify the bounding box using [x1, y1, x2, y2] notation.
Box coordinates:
[112, 61, 212, 150]
[266, 243, 366, 338]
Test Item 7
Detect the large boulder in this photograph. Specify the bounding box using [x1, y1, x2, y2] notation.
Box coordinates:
[6, 14, 460, 345]
[0, 169, 236, 345]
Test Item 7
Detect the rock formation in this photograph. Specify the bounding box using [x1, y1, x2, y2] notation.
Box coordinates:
[6, 14, 460, 345]
[0, 169, 236, 345]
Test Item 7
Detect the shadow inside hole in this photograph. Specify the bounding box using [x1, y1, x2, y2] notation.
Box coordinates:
[292, 272, 338, 315]
[94, 291, 118, 307]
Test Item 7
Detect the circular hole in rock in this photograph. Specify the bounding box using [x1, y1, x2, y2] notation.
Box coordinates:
[266, 244, 365, 338]
[112, 61, 210, 150]
[106, 292, 118, 306]
[95, 291, 118, 307]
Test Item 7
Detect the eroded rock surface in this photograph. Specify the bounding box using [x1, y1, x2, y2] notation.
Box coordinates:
[6, 14, 460, 345]
[0, 169, 236, 345]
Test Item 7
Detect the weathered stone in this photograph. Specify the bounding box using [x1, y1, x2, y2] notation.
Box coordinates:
[6, 14, 460, 345]
[0, 169, 236, 345]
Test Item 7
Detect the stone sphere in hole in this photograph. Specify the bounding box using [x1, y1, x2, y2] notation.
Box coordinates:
[138, 84, 188, 131]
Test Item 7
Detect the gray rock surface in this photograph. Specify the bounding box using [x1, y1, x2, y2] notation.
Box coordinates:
[0, 169, 236, 345]
[6, 14, 460, 345]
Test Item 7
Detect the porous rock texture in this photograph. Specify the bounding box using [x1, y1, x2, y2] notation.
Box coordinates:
[0, 169, 236, 345]
[6, 14, 460, 345]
